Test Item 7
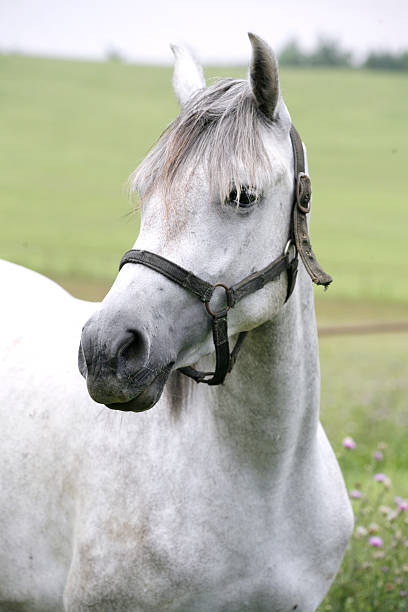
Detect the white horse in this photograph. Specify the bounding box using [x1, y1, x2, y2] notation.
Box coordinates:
[0, 35, 353, 611]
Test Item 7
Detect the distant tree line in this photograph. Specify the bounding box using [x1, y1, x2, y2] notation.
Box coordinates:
[278, 39, 408, 71]
[364, 51, 408, 70]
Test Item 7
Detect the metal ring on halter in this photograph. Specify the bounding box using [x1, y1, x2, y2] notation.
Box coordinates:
[205, 283, 232, 318]
[284, 239, 297, 264]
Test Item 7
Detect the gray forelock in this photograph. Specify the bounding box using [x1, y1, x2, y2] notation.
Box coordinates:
[129, 78, 276, 206]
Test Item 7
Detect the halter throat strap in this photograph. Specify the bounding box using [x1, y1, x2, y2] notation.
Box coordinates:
[119, 124, 332, 386]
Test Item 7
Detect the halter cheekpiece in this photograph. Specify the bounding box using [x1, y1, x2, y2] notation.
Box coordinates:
[119, 125, 332, 386]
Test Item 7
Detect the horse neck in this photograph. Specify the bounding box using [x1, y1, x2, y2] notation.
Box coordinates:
[165, 266, 320, 472]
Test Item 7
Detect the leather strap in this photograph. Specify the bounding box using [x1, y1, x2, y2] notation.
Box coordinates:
[290, 125, 333, 288]
[229, 253, 289, 306]
[119, 250, 214, 302]
[179, 315, 231, 385]
[178, 327, 249, 385]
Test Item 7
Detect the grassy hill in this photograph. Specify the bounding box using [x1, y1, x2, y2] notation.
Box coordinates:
[1, 54, 408, 304]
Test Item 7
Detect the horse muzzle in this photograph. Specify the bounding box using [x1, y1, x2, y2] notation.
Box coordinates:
[78, 317, 174, 412]
[105, 363, 174, 412]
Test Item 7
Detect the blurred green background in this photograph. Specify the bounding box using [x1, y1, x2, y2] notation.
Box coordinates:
[1, 54, 407, 491]
[1, 54, 407, 305]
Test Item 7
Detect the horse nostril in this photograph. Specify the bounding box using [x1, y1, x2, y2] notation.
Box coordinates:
[118, 330, 148, 372]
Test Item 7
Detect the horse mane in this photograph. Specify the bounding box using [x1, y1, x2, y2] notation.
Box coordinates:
[129, 78, 276, 206]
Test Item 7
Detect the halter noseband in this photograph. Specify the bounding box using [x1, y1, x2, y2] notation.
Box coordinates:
[119, 125, 332, 386]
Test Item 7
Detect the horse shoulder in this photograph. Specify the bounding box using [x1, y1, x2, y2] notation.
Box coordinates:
[0, 260, 98, 609]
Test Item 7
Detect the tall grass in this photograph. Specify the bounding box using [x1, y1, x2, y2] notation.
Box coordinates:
[318, 440, 408, 611]
[318, 332, 408, 609]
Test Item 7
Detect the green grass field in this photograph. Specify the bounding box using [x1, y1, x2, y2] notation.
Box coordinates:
[1, 54, 408, 305]
[320, 332, 407, 489]
[1, 54, 407, 606]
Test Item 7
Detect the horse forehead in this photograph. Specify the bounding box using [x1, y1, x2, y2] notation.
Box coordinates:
[140, 175, 212, 239]
[139, 128, 293, 244]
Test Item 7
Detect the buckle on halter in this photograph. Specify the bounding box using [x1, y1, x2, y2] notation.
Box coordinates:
[284, 239, 297, 264]
[205, 283, 232, 318]
[296, 172, 312, 214]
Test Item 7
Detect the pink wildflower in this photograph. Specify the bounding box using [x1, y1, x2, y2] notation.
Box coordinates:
[399, 501, 408, 511]
[374, 473, 391, 488]
[350, 489, 362, 499]
[373, 450, 383, 460]
[368, 536, 383, 547]
[401, 590, 407, 597]
[342, 436, 356, 450]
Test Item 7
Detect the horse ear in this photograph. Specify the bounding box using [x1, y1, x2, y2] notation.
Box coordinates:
[170, 44, 206, 106]
[248, 33, 280, 121]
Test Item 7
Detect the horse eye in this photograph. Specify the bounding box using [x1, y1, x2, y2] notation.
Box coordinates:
[227, 185, 258, 209]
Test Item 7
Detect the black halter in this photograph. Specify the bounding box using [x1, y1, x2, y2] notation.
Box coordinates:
[119, 125, 332, 386]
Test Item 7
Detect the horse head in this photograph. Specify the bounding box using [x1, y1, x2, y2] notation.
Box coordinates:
[78, 34, 296, 412]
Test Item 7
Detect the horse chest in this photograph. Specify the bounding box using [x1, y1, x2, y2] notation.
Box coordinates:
[65, 528, 307, 612]
[65, 474, 316, 611]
